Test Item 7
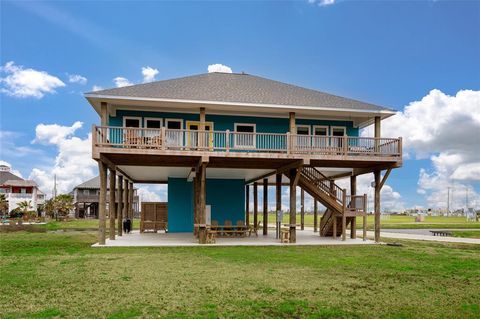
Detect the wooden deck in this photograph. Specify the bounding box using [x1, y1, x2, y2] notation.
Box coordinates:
[93, 125, 402, 164]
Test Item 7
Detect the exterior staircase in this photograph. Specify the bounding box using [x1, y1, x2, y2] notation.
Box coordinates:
[286, 166, 367, 238]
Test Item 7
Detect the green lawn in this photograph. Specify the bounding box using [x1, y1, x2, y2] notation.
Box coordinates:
[452, 231, 480, 239]
[1, 231, 479, 318]
[47, 215, 479, 232]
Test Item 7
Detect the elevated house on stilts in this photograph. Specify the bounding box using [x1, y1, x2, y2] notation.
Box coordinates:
[85, 72, 402, 245]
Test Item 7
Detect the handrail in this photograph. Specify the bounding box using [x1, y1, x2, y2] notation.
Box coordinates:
[300, 166, 344, 206]
[92, 126, 402, 158]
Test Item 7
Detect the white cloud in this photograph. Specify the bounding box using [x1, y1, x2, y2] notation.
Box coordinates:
[308, 0, 336, 6]
[362, 89, 480, 209]
[29, 122, 96, 195]
[68, 74, 87, 85]
[113, 76, 133, 88]
[0, 61, 65, 98]
[92, 85, 103, 91]
[207, 64, 233, 74]
[141, 66, 159, 83]
[136, 184, 167, 204]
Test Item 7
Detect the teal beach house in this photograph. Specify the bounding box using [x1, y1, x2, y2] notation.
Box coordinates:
[85, 72, 402, 244]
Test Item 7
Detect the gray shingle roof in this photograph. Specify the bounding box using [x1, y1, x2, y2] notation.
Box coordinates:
[0, 171, 24, 185]
[86, 72, 391, 112]
[74, 176, 138, 190]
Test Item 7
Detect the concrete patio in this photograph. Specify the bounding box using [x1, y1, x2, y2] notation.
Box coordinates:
[92, 229, 375, 247]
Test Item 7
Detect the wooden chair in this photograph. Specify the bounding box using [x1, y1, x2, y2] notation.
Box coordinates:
[124, 129, 141, 147]
[211, 220, 219, 231]
[235, 220, 246, 237]
[280, 228, 290, 243]
[249, 221, 261, 237]
[224, 220, 232, 236]
[206, 228, 216, 244]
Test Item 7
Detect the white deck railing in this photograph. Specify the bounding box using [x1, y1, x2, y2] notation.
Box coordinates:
[93, 126, 402, 158]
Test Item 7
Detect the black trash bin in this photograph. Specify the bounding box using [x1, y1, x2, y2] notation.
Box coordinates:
[123, 219, 132, 234]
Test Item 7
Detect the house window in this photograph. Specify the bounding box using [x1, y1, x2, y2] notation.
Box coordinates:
[165, 119, 183, 147]
[234, 123, 256, 148]
[20, 188, 26, 194]
[83, 189, 89, 195]
[123, 117, 141, 128]
[331, 127, 346, 148]
[144, 118, 162, 129]
[165, 119, 183, 130]
[296, 125, 311, 148]
[313, 126, 329, 148]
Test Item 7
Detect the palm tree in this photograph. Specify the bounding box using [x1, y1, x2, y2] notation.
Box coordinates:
[54, 194, 74, 219]
[17, 200, 31, 219]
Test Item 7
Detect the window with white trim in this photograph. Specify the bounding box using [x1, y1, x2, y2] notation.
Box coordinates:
[296, 125, 311, 148]
[234, 123, 256, 148]
[313, 126, 329, 148]
[331, 126, 346, 148]
[165, 119, 183, 146]
[123, 117, 141, 128]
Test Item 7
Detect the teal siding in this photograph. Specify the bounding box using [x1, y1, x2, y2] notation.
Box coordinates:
[109, 110, 359, 136]
[167, 177, 245, 233]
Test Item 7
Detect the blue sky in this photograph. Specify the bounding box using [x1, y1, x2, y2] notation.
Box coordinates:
[1, 0, 479, 210]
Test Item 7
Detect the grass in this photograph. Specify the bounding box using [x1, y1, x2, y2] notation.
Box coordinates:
[451, 231, 480, 239]
[44, 215, 480, 232]
[1, 230, 479, 318]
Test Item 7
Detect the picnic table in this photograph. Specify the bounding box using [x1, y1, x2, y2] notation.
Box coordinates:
[210, 224, 249, 237]
[430, 230, 452, 237]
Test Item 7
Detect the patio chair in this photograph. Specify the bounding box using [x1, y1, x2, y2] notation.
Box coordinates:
[124, 128, 141, 147]
[235, 220, 246, 237]
[211, 220, 219, 231]
[224, 220, 232, 236]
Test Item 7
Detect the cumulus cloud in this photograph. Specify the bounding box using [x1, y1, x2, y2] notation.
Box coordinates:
[363, 89, 480, 209]
[29, 122, 97, 195]
[207, 64, 233, 73]
[0, 61, 65, 98]
[136, 184, 167, 204]
[92, 85, 103, 91]
[68, 74, 87, 85]
[113, 77, 133, 88]
[141, 66, 159, 83]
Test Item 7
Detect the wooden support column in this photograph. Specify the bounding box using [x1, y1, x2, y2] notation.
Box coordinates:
[253, 182, 258, 230]
[289, 168, 298, 243]
[122, 178, 128, 232]
[108, 168, 116, 240]
[374, 115, 381, 153]
[313, 200, 318, 232]
[100, 102, 108, 126]
[300, 189, 305, 230]
[342, 189, 347, 241]
[198, 163, 207, 244]
[289, 112, 296, 152]
[263, 178, 268, 235]
[374, 170, 381, 242]
[117, 175, 123, 236]
[332, 216, 337, 239]
[245, 185, 250, 226]
[199, 107, 206, 148]
[350, 175, 357, 239]
[363, 194, 367, 241]
[276, 174, 282, 220]
[98, 161, 107, 245]
[129, 181, 134, 219]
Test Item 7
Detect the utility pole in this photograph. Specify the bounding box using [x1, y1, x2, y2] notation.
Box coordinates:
[447, 186, 451, 216]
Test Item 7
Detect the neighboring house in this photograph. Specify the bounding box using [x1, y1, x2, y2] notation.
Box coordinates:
[71, 175, 139, 218]
[0, 165, 46, 213]
[85, 72, 402, 244]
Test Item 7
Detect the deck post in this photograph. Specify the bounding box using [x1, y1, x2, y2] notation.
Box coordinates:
[289, 112, 296, 152]
[199, 107, 206, 148]
[108, 168, 116, 240]
[245, 185, 250, 226]
[253, 182, 258, 231]
[198, 163, 207, 244]
[276, 174, 281, 223]
[117, 175, 123, 236]
[374, 170, 381, 242]
[98, 161, 107, 245]
[289, 168, 297, 243]
[350, 175, 357, 239]
[374, 116, 381, 154]
[313, 200, 318, 232]
[122, 178, 128, 234]
[100, 102, 108, 126]
[263, 178, 268, 235]
[332, 215, 337, 239]
[129, 181, 134, 219]
[342, 189, 347, 241]
[363, 194, 367, 241]
[300, 189, 305, 230]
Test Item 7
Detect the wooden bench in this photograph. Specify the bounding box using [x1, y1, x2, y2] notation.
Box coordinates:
[430, 230, 451, 237]
[206, 229, 216, 244]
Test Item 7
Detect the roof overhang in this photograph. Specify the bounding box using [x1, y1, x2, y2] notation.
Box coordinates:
[85, 94, 396, 128]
